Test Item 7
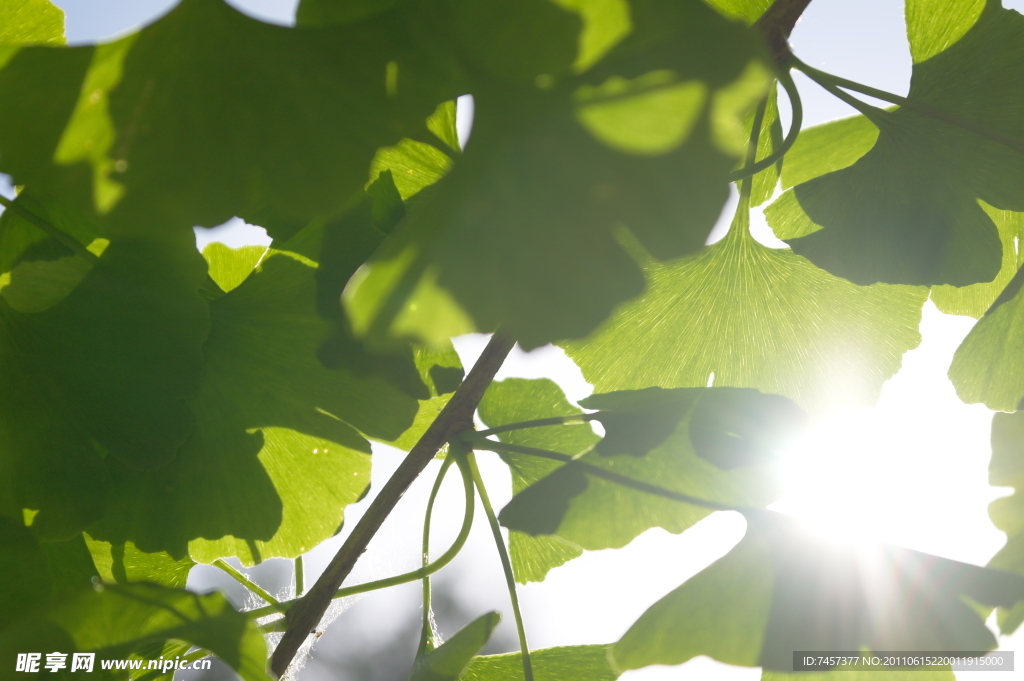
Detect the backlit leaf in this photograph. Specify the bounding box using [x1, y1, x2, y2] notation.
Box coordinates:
[984, 410, 1024, 632]
[564, 212, 927, 413]
[0, 0, 63, 49]
[462, 645, 619, 681]
[84, 536, 194, 589]
[611, 512, 1024, 672]
[409, 612, 500, 681]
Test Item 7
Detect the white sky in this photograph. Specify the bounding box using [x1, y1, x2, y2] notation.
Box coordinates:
[34, 1, 1024, 679]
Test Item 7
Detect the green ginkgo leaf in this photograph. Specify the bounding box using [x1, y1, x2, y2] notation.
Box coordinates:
[767, 0, 1024, 287]
[84, 535, 194, 589]
[484, 380, 788, 566]
[612, 512, 1024, 673]
[478, 379, 595, 583]
[344, 0, 771, 348]
[89, 246, 418, 562]
[703, 0, 776, 24]
[0, 583, 266, 681]
[0, 0, 63, 50]
[564, 212, 927, 413]
[409, 612, 500, 681]
[0, 0, 455, 239]
[762, 670, 952, 681]
[462, 645, 619, 681]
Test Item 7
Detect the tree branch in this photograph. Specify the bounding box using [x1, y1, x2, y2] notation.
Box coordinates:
[755, 0, 814, 64]
[269, 330, 516, 678]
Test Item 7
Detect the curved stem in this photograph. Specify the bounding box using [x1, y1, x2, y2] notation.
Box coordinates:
[271, 330, 514, 677]
[0, 195, 99, 264]
[466, 449, 534, 681]
[462, 433, 750, 514]
[728, 69, 803, 181]
[418, 455, 457, 656]
[213, 559, 281, 609]
[252, 455, 476, 622]
[790, 55, 1024, 156]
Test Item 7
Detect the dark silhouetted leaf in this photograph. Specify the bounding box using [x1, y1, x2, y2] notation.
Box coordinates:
[984, 410, 1024, 633]
[612, 512, 1024, 673]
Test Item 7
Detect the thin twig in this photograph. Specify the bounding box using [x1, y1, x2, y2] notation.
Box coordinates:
[270, 330, 516, 677]
[755, 0, 815, 64]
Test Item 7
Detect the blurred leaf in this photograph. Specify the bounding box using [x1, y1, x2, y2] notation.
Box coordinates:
[90, 247, 416, 561]
[0, 0, 63, 51]
[612, 512, 1024, 672]
[985, 411, 1024, 632]
[409, 612, 500, 681]
[462, 645, 619, 681]
[564, 214, 927, 413]
[702, 0, 776, 24]
[931, 205, 1024, 318]
[0, 519, 97, 632]
[345, 0, 770, 349]
[0, 0, 456, 239]
[478, 379, 593, 582]
[486, 380, 786, 559]
[551, 0, 632, 72]
[1, 232, 208, 539]
[948, 264, 1024, 411]
[84, 536, 194, 588]
[0, 584, 266, 681]
[763, 671, 952, 681]
[767, 0, 1024, 287]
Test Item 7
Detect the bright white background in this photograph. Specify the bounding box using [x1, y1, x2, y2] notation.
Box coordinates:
[25, 1, 1024, 679]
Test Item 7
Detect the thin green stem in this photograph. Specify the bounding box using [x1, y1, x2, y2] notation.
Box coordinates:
[251, 456, 476, 622]
[466, 449, 533, 681]
[418, 455, 457, 656]
[213, 559, 282, 610]
[294, 555, 304, 597]
[461, 433, 749, 513]
[728, 70, 803, 181]
[0, 194, 100, 264]
[790, 55, 1024, 156]
[476, 414, 599, 438]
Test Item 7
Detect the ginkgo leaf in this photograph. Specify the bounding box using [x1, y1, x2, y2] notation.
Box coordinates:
[747, 85, 783, 207]
[0, 583, 266, 681]
[563, 213, 927, 413]
[983, 411, 1024, 632]
[89, 247, 418, 562]
[344, 0, 771, 348]
[0, 233, 208, 539]
[703, 0, 776, 24]
[762, 670, 953, 681]
[767, 0, 1024, 287]
[611, 512, 1024, 673]
[947, 265, 1024, 411]
[478, 379, 595, 583]
[84, 535, 194, 589]
[462, 645, 619, 681]
[484, 380, 788, 562]
[778, 113, 879, 191]
[0, 0, 63, 49]
[0, 0, 456, 239]
[409, 612, 500, 681]
[931, 205, 1024, 318]
[0, 519, 97, 632]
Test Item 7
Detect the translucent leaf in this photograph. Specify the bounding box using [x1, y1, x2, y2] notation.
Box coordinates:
[0, 0, 455, 239]
[84, 536, 194, 589]
[767, 1, 1024, 287]
[948, 265, 1024, 411]
[478, 379, 595, 582]
[344, 0, 771, 348]
[462, 645, 619, 681]
[409, 612, 500, 681]
[702, 0, 776, 24]
[563, 216, 927, 413]
[762, 670, 952, 681]
[0, 583, 266, 681]
[90, 248, 417, 561]
[0, 0, 63, 50]
[778, 114, 879, 191]
[611, 512, 1024, 673]
[486, 380, 787, 558]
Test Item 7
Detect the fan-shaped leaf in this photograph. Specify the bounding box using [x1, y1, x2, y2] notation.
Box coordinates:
[462, 645, 619, 681]
[409, 612, 500, 681]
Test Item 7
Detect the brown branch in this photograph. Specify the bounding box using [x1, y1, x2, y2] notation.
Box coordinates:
[269, 330, 516, 678]
[755, 0, 814, 64]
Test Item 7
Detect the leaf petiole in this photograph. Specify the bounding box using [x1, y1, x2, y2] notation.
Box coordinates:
[465, 448, 534, 681]
[0, 194, 100, 264]
[475, 413, 600, 437]
[212, 559, 283, 611]
[727, 69, 803, 181]
[250, 454, 476, 623]
[418, 454, 457, 656]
